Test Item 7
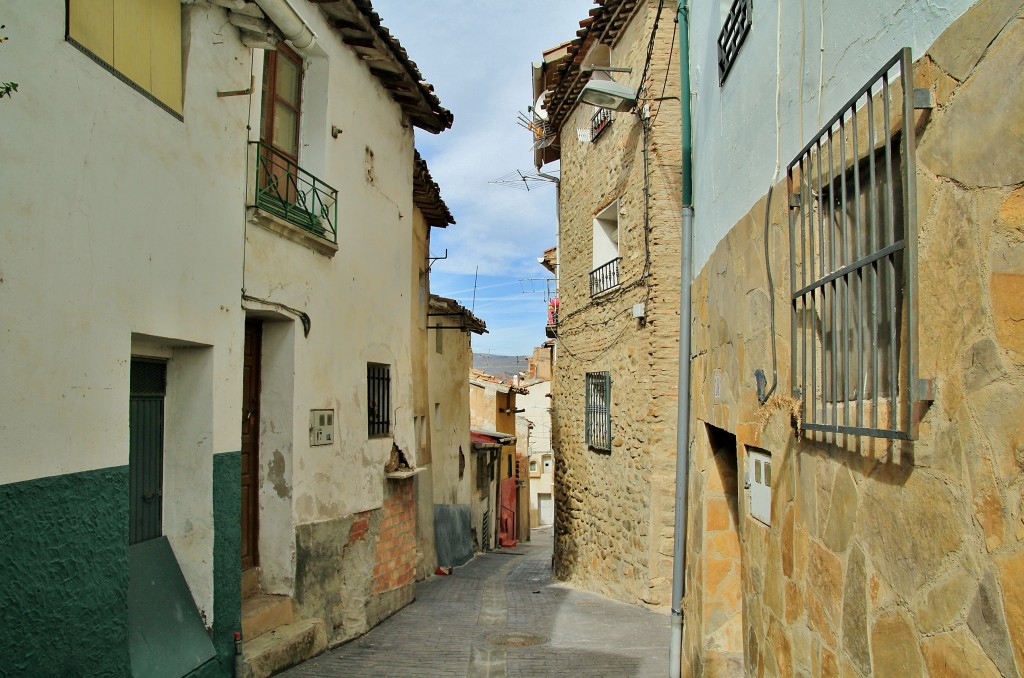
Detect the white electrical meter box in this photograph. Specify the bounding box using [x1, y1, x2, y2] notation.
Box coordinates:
[748, 449, 772, 526]
[310, 409, 335, 446]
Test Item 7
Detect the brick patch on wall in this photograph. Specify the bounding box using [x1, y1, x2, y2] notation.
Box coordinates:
[372, 480, 417, 594]
[348, 510, 372, 545]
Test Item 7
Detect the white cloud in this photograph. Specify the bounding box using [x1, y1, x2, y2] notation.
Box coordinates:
[371, 0, 591, 353]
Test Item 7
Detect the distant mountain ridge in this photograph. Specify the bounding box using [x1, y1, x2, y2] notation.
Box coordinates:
[472, 353, 528, 381]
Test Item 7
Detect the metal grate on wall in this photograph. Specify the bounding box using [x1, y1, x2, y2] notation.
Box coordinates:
[367, 363, 391, 437]
[717, 0, 752, 85]
[130, 358, 167, 396]
[788, 48, 926, 441]
[585, 371, 612, 451]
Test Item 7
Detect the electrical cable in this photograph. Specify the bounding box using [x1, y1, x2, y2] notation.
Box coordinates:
[759, 185, 778, 404]
[636, 0, 666, 100]
[757, 0, 786, 404]
[647, 12, 678, 128]
[818, 0, 825, 129]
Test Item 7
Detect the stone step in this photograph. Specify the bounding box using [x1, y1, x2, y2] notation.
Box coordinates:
[242, 567, 261, 600]
[242, 594, 294, 641]
[242, 617, 328, 678]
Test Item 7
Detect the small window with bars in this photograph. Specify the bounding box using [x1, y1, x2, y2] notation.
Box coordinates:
[788, 49, 922, 440]
[717, 0, 752, 86]
[585, 371, 612, 451]
[367, 363, 391, 437]
[477, 453, 493, 490]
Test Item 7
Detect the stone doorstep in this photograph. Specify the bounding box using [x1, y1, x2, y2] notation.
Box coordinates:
[242, 594, 295, 641]
[242, 568, 261, 600]
[242, 617, 328, 678]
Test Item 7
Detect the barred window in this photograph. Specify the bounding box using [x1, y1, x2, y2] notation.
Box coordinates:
[585, 372, 611, 451]
[789, 49, 922, 440]
[717, 0, 752, 86]
[367, 363, 391, 437]
[820, 144, 904, 404]
[477, 453, 493, 490]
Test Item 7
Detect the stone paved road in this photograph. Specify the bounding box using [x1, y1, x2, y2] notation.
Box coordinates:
[280, 527, 669, 677]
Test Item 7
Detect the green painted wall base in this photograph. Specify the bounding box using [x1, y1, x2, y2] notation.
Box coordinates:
[0, 467, 131, 676]
[0, 453, 242, 678]
[212, 451, 242, 676]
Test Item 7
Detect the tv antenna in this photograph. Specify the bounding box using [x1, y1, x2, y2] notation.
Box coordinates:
[489, 169, 560, 192]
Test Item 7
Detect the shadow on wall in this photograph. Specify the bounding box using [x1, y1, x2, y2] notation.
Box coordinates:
[800, 434, 914, 487]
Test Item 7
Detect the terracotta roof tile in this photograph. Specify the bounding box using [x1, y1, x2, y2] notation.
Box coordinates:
[311, 0, 454, 133]
[542, 0, 644, 133]
[413, 151, 454, 228]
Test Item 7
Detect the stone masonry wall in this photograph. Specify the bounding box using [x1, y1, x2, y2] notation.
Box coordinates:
[682, 4, 1024, 675]
[552, 0, 682, 608]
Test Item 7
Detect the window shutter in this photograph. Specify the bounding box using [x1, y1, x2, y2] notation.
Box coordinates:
[68, 0, 115, 63]
[114, 0, 153, 91]
[150, 0, 183, 112]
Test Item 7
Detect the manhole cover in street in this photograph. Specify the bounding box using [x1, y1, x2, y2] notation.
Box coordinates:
[486, 632, 548, 647]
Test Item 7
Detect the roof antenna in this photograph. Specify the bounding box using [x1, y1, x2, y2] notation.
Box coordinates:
[472, 266, 479, 313]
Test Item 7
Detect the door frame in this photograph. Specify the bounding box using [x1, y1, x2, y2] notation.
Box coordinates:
[241, 319, 263, 570]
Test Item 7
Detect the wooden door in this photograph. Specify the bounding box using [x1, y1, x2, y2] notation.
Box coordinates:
[241, 320, 262, 570]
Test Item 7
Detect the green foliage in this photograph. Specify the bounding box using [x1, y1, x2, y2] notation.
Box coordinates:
[1, 23, 17, 100]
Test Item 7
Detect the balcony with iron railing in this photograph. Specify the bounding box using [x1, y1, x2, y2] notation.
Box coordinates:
[249, 141, 338, 247]
[590, 107, 612, 142]
[589, 257, 621, 297]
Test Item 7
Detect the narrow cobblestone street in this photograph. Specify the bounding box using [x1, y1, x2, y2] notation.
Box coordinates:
[280, 527, 668, 677]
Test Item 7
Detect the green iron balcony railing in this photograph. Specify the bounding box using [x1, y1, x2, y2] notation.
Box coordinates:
[251, 141, 338, 243]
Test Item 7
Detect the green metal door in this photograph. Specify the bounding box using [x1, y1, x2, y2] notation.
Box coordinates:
[129, 358, 166, 545]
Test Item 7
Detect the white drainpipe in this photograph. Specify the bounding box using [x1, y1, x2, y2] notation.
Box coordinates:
[253, 0, 317, 54]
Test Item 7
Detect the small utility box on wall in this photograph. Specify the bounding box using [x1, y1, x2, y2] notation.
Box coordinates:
[747, 448, 772, 526]
[309, 409, 335, 446]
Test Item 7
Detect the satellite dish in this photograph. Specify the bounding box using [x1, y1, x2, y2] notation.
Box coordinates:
[533, 91, 550, 121]
[530, 134, 555, 152]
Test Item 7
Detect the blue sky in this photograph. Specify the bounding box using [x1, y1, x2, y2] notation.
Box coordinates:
[370, 0, 593, 356]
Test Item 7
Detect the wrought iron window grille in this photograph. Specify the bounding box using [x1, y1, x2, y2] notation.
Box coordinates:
[787, 48, 929, 441]
[585, 371, 612, 451]
[718, 0, 752, 86]
[589, 257, 621, 297]
[251, 141, 338, 243]
[367, 363, 391, 437]
[590, 107, 613, 142]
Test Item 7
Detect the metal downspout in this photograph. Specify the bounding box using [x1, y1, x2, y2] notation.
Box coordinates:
[670, 1, 693, 676]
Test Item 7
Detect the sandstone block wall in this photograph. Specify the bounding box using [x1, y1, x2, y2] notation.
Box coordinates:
[551, 0, 682, 608]
[681, 5, 1024, 674]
